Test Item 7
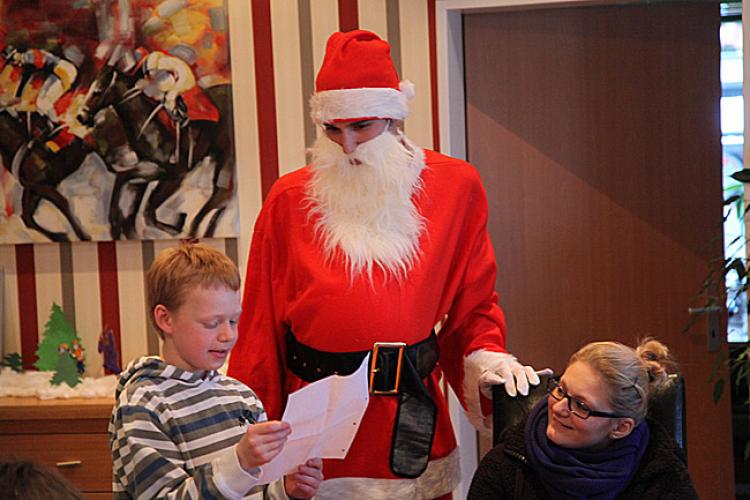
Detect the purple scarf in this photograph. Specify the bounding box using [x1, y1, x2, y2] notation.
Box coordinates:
[525, 399, 649, 500]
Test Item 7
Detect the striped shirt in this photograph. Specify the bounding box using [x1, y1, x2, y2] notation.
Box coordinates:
[110, 356, 288, 499]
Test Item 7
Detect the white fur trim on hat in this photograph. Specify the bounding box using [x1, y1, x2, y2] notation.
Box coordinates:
[310, 84, 414, 124]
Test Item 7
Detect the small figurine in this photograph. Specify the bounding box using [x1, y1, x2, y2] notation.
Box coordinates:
[98, 328, 122, 375]
[70, 339, 85, 374]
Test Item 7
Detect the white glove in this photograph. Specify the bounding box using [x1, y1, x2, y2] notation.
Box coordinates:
[464, 350, 552, 432]
[474, 351, 551, 397]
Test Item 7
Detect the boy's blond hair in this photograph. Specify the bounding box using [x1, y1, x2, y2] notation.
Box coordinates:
[146, 243, 240, 338]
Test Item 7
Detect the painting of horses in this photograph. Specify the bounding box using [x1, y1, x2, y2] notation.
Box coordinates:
[0, 0, 238, 243]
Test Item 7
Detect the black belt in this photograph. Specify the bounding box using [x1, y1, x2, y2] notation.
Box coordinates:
[286, 330, 439, 478]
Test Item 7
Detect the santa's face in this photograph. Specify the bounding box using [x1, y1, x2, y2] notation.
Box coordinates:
[323, 119, 390, 155]
[307, 125, 425, 281]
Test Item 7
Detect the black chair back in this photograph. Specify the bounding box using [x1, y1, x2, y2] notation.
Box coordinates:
[491, 374, 553, 446]
[491, 373, 687, 462]
[647, 374, 687, 454]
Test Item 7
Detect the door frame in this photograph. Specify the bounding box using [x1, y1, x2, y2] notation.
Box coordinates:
[436, 0, 606, 161]
[434, 0, 740, 497]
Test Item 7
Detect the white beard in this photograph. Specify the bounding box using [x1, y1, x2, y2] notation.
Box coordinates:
[306, 129, 426, 282]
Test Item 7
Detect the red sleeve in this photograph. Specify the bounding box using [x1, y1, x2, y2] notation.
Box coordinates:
[437, 174, 507, 408]
[227, 208, 287, 419]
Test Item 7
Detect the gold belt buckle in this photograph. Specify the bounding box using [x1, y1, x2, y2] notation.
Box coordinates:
[370, 342, 407, 395]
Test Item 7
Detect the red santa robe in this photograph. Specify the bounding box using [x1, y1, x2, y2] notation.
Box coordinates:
[228, 149, 507, 498]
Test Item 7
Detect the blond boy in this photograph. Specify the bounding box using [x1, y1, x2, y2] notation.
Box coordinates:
[110, 243, 322, 499]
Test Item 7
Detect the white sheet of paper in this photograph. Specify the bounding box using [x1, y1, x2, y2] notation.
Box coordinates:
[259, 354, 370, 484]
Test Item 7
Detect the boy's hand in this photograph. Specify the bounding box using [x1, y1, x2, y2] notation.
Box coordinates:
[235, 420, 291, 471]
[284, 458, 324, 499]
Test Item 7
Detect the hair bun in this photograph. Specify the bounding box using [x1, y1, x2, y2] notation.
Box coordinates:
[636, 337, 678, 391]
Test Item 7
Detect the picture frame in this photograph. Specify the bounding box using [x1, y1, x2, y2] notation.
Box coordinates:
[0, 0, 239, 243]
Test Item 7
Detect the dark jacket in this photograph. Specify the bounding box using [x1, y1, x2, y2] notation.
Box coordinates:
[468, 417, 698, 500]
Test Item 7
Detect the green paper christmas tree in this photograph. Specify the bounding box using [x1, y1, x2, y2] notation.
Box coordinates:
[34, 302, 85, 372]
[50, 351, 81, 388]
[0, 352, 23, 372]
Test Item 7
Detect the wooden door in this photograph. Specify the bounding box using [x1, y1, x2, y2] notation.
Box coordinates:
[464, 3, 732, 497]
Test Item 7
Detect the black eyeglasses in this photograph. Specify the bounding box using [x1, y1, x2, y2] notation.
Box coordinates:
[546, 377, 627, 420]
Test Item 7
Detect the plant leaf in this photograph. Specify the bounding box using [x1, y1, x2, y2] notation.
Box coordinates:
[682, 313, 700, 334]
[709, 351, 727, 383]
[737, 365, 748, 386]
[725, 194, 742, 205]
[713, 378, 725, 403]
[731, 169, 750, 183]
[727, 258, 747, 279]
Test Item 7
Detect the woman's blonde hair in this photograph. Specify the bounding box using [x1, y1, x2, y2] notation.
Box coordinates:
[569, 338, 679, 424]
[146, 243, 240, 337]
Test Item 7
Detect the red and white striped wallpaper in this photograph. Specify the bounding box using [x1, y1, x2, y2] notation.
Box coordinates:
[0, 0, 439, 376]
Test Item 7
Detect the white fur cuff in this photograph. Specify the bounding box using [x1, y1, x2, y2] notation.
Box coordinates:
[463, 349, 516, 433]
[463, 350, 516, 434]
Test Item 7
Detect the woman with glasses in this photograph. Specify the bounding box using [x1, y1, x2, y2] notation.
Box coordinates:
[468, 338, 698, 499]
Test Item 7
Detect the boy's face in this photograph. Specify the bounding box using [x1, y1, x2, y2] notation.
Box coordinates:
[155, 284, 241, 372]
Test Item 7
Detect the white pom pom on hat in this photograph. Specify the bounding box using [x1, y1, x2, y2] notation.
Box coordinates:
[310, 30, 415, 124]
[399, 80, 415, 100]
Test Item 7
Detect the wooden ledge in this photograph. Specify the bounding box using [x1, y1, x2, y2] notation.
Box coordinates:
[0, 397, 115, 421]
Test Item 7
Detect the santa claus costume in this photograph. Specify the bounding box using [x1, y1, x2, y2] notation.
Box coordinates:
[228, 30, 537, 499]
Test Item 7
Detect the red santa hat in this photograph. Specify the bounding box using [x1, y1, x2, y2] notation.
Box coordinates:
[310, 30, 415, 124]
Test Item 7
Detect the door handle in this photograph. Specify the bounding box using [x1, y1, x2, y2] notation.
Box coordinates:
[688, 306, 722, 315]
[687, 306, 722, 352]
